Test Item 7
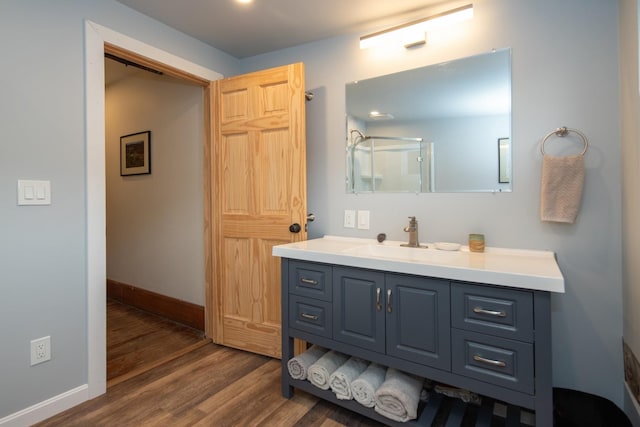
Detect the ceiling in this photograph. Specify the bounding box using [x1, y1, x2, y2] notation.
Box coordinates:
[116, 0, 456, 58]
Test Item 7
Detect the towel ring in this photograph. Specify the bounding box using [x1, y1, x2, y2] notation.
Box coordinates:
[540, 127, 589, 156]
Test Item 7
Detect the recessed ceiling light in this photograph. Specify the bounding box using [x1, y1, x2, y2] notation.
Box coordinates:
[236, 0, 253, 4]
[368, 111, 394, 120]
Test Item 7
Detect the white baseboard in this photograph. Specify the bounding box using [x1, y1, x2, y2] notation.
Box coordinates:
[0, 385, 88, 427]
[625, 382, 640, 427]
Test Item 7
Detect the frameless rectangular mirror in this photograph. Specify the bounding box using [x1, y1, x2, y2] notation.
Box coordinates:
[346, 48, 512, 193]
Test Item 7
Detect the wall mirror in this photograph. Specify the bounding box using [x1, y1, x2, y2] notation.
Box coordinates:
[346, 48, 511, 193]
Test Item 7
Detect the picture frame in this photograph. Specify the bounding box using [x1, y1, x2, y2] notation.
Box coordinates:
[498, 137, 511, 183]
[120, 131, 151, 176]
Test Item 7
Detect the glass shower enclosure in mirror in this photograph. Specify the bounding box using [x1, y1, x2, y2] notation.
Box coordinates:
[346, 48, 511, 193]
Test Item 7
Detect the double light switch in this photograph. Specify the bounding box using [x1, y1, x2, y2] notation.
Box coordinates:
[18, 180, 51, 205]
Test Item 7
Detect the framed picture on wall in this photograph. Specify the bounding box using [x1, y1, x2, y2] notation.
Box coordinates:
[120, 131, 151, 176]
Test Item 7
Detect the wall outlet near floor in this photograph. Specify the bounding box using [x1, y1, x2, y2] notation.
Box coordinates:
[344, 210, 356, 228]
[30, 336, 51, 366]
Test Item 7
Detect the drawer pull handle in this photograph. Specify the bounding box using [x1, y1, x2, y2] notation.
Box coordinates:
[473, 307, 507, 317]
[387, 289, 392, 313]
[301, 313, 319, 321]
[300, 278, 319, 285]
[473, 354, 507, 367]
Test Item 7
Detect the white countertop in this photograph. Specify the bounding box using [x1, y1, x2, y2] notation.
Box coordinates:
[272, 236, 565, 293]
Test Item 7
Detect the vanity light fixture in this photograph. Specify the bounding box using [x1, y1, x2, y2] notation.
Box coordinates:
[359, 3, 473, 50]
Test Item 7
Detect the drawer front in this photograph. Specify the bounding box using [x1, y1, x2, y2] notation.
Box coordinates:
[452, 329, 534, 394]
[289, 295, 332, 338]
[451, 282, 533, 342]
[289, 261, 332, 302]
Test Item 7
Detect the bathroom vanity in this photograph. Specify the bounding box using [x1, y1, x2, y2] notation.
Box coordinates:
[273, 236, 564, 426]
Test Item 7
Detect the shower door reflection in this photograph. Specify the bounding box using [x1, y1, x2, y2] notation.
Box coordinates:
[348, 134, 434, 193]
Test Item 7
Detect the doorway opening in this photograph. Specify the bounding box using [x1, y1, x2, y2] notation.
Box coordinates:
[103, 53, 210, 385]
[85, 20, 222, 399]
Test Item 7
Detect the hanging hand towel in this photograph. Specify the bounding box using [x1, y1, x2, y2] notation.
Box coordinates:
[540, 154, 585, 223]
[374, 368, 424, 422]
[287, 345, 327, 380]
[351, 363, 387, 407]
[329, 356, 369, 400]
[307, 351, 349, 390]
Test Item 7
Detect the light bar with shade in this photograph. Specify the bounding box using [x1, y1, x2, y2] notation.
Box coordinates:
[359, 4, 473, 49]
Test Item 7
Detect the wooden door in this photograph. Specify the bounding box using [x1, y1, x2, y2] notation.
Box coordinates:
[209, 63, 306, 358]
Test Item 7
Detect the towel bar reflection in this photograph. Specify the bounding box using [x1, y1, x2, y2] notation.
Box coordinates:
[540, 126, 589, 156]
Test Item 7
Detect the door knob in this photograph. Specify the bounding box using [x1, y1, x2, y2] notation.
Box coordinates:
[289, 223, 302, 233]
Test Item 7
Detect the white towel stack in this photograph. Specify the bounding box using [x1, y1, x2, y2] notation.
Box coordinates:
[329, 356, 369, 400]
[374, 368, 424, 422]
[350, 363, 387, 407]
[307, 350, 349, 390]
[287, 345, 328, 380]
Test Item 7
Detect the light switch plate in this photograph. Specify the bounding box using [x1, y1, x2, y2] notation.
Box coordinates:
[18, 180, 51, 205]
[357, 210, 370, 230]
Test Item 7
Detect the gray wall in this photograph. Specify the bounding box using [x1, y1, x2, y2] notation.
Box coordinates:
[0, 0, 237, 419]
[241, 0, 624, 407]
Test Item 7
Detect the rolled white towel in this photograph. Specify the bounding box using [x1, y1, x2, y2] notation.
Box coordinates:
[287, 345, 327, 380]
[329, 357, 368, 400]
[307, 351, 349, 390]
[350, 363, 386, 407]
[374, 368, 424, 422]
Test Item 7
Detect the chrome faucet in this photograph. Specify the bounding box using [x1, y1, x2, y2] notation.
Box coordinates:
[401, 216, 426, 248]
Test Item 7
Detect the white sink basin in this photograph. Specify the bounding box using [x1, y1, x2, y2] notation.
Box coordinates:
[342, 244, 461, 264]
[272, 235, 565, 293]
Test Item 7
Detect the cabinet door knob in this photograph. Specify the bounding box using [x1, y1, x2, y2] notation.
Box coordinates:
[376, 288, 382, 311]
[386, 289, 392, 313]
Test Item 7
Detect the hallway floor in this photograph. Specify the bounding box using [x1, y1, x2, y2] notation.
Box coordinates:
[106, 299, 207, 387]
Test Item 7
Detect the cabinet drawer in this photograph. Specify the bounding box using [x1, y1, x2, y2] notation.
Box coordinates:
[451, 282, 533, 342]
[452, 329, 534, 394]
[289, 261, 332, 302]
[289, 295, 332, 338]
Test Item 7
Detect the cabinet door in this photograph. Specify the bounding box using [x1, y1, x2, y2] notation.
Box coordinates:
[333, 267, 385, 353]
[386, 273, 451, 370]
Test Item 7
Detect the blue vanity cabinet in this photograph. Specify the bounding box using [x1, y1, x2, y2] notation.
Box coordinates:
[332, 268, 450, 371]
[280, 258, 553, 426]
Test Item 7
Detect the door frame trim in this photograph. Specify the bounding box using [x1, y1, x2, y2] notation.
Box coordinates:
[85, 20, 222, 400]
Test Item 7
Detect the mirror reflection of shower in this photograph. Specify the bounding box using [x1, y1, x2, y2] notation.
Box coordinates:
[347, 128, 434, 193]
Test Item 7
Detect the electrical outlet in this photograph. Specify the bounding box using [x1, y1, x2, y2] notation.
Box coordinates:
[344, 210, 356, 228]
[30, 336, 51, 366]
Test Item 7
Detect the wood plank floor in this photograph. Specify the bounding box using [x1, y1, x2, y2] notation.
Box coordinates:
[36, 300, 527, 426]
[36, 300, 382, 426]
[106, 299, 207, 386]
